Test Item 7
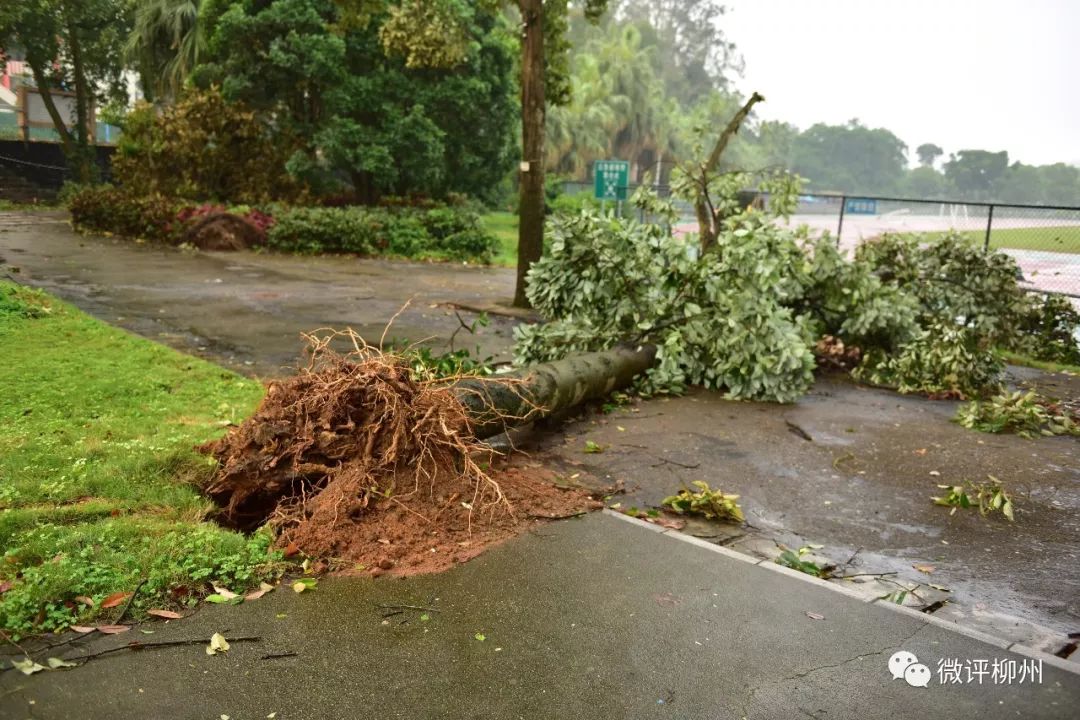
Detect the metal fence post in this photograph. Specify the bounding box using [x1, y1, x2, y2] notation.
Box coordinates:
[836, 195, 846, 246]
[984, 204, 994, 250]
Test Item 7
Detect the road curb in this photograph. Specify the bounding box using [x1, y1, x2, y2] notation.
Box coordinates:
[602, 508, 1080, 676]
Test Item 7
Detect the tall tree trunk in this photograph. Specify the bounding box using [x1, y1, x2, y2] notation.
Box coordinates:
[514, 0, 546, 308]
[27, 62, 76, 158]
[64, 11, 94, 183]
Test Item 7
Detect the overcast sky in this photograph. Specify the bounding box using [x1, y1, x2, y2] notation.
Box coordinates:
[722, 0, 1079, 167]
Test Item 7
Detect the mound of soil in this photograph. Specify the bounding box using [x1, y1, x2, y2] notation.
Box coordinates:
[183, 212, 265, 251]
[199, 344, 598, 576]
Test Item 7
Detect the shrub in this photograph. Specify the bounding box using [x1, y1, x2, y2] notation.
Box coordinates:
[267, 205, 497, 262]
[266, 207, 379, 255]
[68, 185, 180, 240]
[111, 89, 302, 204]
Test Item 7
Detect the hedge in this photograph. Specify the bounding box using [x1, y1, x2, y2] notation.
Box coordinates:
[66, 186, 498, 264]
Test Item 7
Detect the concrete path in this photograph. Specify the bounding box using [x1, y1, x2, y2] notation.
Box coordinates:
[0, 212, 517, 377]
[2, 512, 1076, 719]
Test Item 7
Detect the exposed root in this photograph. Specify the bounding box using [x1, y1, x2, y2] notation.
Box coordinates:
[200, 333, 508, 533]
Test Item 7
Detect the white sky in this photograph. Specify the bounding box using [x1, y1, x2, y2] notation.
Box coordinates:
[722, 0, 1080, 167]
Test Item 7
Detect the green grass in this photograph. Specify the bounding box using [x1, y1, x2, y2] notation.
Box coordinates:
[0, 199, 58, 212]
[957, 225, 1080, 254]
[482, 211, 519, 267]
[0, 282, 278, 638]
[997, 349, 1080, 375]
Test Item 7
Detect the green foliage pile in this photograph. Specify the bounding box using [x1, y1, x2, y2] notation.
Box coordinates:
[0, 280, 278, 637]
[112, 88, 303, 204]
[267, 205, 498, 262]
[662, 481, 744, 523]
[515, 188, 1079, 402]
[67, 185, 180, 240]
[932, 477, 1016, 521]
[955, 390, 1080, 438]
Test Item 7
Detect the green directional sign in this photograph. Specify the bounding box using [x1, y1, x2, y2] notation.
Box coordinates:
[594, 159, 630, 201]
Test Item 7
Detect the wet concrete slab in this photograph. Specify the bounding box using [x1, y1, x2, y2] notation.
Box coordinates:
[1, 513, 1076, 719]
[0, 212, 517, 377]
[525, 376, 1080, 649]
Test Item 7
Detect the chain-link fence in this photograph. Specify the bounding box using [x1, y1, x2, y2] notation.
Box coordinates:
[558, 181, 1080, 299]
[785, 194, 1080, 299]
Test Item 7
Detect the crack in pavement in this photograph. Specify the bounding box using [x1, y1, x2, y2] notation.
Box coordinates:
[738, 621, 928, 719]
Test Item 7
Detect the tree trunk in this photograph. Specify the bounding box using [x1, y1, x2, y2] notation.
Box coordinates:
[514, 0, 546, 308]
[453, 344, 657, 439]
[64, 12, 95, 184]
[27, 62, 76, 158]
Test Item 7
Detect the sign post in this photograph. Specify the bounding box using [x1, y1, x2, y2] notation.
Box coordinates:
[594, 160, 630, 205]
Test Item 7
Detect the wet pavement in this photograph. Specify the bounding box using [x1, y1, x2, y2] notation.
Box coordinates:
[524, 375, 1080, 652]
[0, 212, 517, 377]
[1, 513, 1077, 720]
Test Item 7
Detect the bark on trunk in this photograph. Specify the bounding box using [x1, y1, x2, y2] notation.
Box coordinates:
[27, 62, 76, 158]
[514, 0, 546, 308]
[65, 13, 94, 184]
[453, 344, 657, 439]
[698, 92, 765, 254]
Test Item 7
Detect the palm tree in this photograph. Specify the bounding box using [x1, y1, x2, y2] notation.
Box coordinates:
[125, 0, 202, 102]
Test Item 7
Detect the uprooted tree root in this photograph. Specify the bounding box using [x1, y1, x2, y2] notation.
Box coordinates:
[199, 333, 597, 574]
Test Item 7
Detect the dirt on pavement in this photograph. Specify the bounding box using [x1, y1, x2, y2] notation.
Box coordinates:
[199, 339, 598, 575]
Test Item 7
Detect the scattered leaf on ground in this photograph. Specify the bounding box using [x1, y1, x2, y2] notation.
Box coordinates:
[96, 625, 131, 634]
[211, 585, 239, 600]
[204, 594, 228, 604]
[206, 633, 230, 656]
[929, 470, 941, 477]
[69, 625, 95, 633]
[100, 592, 132, 609]
[420, 614, 431, 622]
[583, 440, 605, 454]
[292, 578, 317, 593]
[474, 633, 486, 642]
[146, 609, 182, 619]
[74, 596, 94, 607]
[914, 448, 928, 456]
[46, 657, 78, 669]
[652, 517, 685, 530]
[913, 564, 936, 574]
[275, 613, 287, 619]
[245, 582, 275, 601]
[805, 611, 825, 620]
[12, 657, 47, 675]
[928, 583, 951, 592]
[0, 580, 13, 594]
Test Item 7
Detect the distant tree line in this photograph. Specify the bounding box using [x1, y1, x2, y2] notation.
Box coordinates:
[550, 1, 1080, 207]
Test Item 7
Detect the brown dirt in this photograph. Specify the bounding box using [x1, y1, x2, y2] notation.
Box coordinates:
[199, 336, 598, 576]
[183, 212, 264, 251]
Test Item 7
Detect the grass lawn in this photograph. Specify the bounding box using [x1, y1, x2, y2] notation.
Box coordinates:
[483, 211, 518, 267]
[958, 225, 1080, 254]
[0, 282, 277, 638]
